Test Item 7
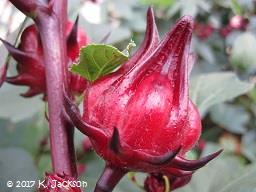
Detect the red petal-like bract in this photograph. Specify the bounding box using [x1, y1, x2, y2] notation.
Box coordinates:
[3, 19, 88, 98]
[64, 7, 222, 191]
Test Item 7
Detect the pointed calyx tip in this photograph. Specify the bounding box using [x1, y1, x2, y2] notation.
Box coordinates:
[109, 127, 121, 154]
[146, 7, 158, 34]
[173, 149, 223, 171]
[180, 15, 193, 22]
[177, 15, 194, 33]
[1, 39, 34, 62]
[147, 6, 154, 17]
[67, 16, 79, 45]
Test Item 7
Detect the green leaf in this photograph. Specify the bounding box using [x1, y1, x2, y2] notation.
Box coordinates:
[231, 0, 242, 15]
[114, 175, 143, 192]
[195, 41, 215, 65]
[140, 0, 176, 7]
[180, 0, 199, 17]
[176, 144, 244, 192]
[0, 84, 43, 122]
[71, 44, 129, 82]
[210, 104, 249, 134]
[242, 130, 256, 161]
[231, 32, 256, 73]
[248, 88, 256, 103]
[190, 72, 254, 116]
[218, 164, 256, 192]
[79, 153, 105, 191]
[37, 154, 52, 178]
[0, 115, 48, 154]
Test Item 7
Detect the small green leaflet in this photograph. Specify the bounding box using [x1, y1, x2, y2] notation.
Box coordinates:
[71, 41, 135, 82]
[140, 0, 176, 7]
[231, 0, 242, 15]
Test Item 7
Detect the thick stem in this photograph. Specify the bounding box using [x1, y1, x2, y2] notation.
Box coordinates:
[94, 164, 127, 192]
[35, 2, 77, 177]
[9, 0, 77, 178]
[8, 0, 37, 14]
[52, 0, 69, 90]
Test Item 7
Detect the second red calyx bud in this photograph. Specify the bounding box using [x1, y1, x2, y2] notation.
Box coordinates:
[2, 18, 89, 98]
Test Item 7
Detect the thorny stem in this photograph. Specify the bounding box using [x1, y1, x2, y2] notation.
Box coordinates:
[35, 2, 77, 177]
[94, 164, 127, 192]
[9, 0, 77, 177]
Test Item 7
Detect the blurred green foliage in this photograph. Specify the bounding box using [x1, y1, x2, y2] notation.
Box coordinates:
[0, 0, 256, 191]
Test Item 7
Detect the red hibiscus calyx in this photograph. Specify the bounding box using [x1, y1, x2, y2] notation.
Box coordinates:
[229, 15, 249, 31]
[144, 173, 165, 192]
[144, 173, 192, 192]
[219, 15, 249, 38]
[64, 7, 222, 192]
[194, 22, 215, 40]
[1, 17, 88, 98]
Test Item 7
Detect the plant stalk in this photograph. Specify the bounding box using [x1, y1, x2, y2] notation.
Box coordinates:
[34, 1, 77, 177]
[94, 164, 127, 192]
[8, 0, 77, 179]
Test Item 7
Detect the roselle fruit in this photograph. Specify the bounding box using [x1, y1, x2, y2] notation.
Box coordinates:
[219, 25, 233, 38]
[144, 174, 165, 192]
[144, 173, 192, 192]
[194, 22, 214, 40]
[219, 16, 249, 38]
[2, 18, 88, 98]
[168, 174, 192, 191]
[65, 7, 222, 191]
[229, 15, 249, 31]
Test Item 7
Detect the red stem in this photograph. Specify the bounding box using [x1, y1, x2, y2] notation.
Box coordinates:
[35, 2, 77, 177]
[8, 0, 77, 177]
[7, 0, 37, 15]
[94, 164, 127, 192]
[52, 0, 69, 90]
